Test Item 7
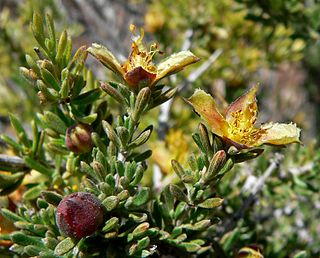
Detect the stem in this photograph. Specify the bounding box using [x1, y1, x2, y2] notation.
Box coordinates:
[216, 153, 283, 237]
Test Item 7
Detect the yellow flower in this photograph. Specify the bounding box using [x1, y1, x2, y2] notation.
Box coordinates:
[187, 85, 301, 149]
[87, 25, 199, 91]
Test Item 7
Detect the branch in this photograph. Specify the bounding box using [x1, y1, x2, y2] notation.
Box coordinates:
[217, 153, 284, 237]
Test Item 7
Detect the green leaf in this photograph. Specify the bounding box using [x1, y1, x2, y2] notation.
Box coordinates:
[41, 191, 62, 206]
[42, 111, 67, 135]
[293, 251, 308, 258]
[132, 150, 152, 162]
[9, 114, 30, 147]
[198, 198, 223, 208]
[180, 242, 201, 252]
[0, 135, 23, 152]
[55, 30, 68, 62]
[170, 184, 189, 203]
[40, 68, 60, 91]
[129, 126, 153, 149]
[54, 237, 76, 256]
[72, 88, 101, 105]
[132, 87, 151, 122]
[130, 222, 149, 240]
[24, 156, 53, 176]
[32, 12, 45, 47]
[24, 245, 45, 256]
[0, 172, 24, 189]
[133, 187, 150, 206]
[45, 13, 56, 50]
[11, 232, 44, 247]
[102, 196, 119, 211]
[102, 217, 119, 233]
[101, 82, 127, 105]
[198, 123, 213, 156]
[37, 80, 59, 102]
[23, 184, 43, 200]
[1, 208, 23, 222]
[171, 159, 186, 179]
[0, 176, 24, 196]
[102, 120, 121, 147]
[161, 185, 174, 212]
[136, 236, 150, 252]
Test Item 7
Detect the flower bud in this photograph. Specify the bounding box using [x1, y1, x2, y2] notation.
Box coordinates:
[65, 124, 93, 153]
[56, 192, 104, 239]
[202, 150, 227, 183]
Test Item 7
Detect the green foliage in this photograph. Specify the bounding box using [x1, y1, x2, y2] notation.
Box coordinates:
[0, 3, 319, 258]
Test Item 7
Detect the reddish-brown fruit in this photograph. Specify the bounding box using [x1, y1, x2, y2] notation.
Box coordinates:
[65, 123, 94, 153]
[56, 192, 104, 239]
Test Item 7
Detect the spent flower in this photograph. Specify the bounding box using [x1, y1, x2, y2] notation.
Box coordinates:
[88, 24, 199, 91]
[187, 85, 301, 149]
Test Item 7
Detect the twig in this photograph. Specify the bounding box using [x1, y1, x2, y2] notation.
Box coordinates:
[155, 33, 223, 187]
[217, 153, 284, 237]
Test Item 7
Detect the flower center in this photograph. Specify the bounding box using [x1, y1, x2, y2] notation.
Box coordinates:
[122, 25, 158, 75]
[228, 105, 264, 146]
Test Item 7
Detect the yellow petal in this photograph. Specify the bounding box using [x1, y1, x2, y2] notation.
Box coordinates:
[225, 85, 258, 130]
[257, 122, 301, 146]
[187, 89, 228, 137]
[155, 50, 200, 85]
[87, 43, 125, 76]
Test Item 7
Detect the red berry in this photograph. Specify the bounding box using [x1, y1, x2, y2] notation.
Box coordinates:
[56, 192, 104, 239]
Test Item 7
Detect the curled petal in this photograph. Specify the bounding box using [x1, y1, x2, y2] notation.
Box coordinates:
[257, 122, 301, 146]
[155, 50, 200, 85]
[225, 85, 258, 128]
[187, 89, 228, 137]
[87, 43, 124, 76]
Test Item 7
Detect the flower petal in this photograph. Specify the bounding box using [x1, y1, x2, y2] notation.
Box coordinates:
[187, 89, 228, 137]
[257, 122, 301, 146]
[124, 66, 156, 89]
[155, 50, 200, 85]
[87, 43, 124, 76]
[225, 85, 258, 128]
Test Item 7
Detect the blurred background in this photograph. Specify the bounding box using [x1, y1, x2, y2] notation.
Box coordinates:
[0, 0, 320, 257]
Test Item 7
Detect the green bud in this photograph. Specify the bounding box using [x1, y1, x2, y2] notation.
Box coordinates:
[202, 150, 227, 183]
[198, 123, 213, 155]
[101, 82, 127, 105]
[102, 120, 121, 147]
[32, 13, 45, 46]
[132, 87, 151, 122]
[20, 67, 38, 83]
[56, 30, 68, 62]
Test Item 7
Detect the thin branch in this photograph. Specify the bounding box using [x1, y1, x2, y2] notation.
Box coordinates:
[217, 153, 284, 237]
